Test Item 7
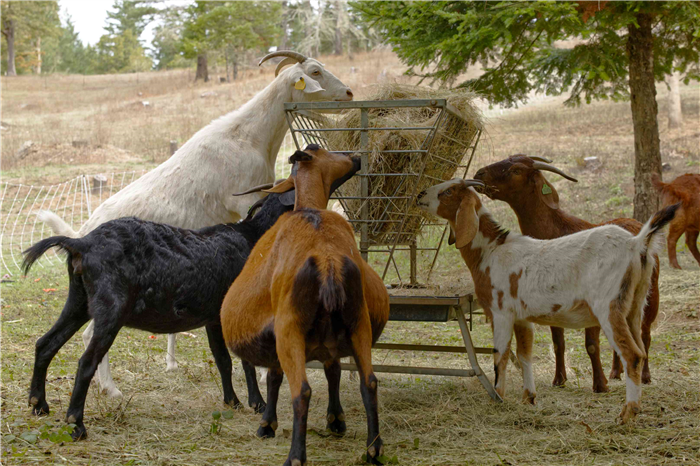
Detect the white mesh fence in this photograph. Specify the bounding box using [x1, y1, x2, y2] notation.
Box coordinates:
[1, 134, 298, 276]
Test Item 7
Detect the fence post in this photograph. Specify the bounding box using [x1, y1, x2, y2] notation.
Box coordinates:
[170, 140, 178, 156]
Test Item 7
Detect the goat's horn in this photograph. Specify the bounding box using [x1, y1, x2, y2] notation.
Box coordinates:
[259, 50, 308, 68]
[273, 57, 300, 76]
[532, 162, 578, 182]
[232, 183, 275, 196]
[462, 179, 486, 188]
[529, 156, 553, 163]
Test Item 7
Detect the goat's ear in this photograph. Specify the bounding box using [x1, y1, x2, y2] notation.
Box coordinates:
[289, 150, 313, 164]
[293, 73, 325, 94]
[534, 173, 559, 210]
[453, 195, 479, 249]
[279, 190, 296, 206]
[448, 227, 456, 246]
[264, 177, 295, 194]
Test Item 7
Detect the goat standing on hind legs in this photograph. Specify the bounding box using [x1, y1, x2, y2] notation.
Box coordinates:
[221, 145, 390, 465]
[475, 155, 662, 389]
[418, 179, 678, 423]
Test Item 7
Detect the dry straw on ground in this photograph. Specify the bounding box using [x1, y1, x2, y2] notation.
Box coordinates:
[323, 84, 484, 246]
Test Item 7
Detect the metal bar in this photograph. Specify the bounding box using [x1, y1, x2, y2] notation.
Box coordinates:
[381, 108, 447, 281]
[327, 150, 429, 155]
[373, 343, 494, 355]
[285, 99, 447, 110]
[456, 303, 502, 402]
[360, 108, 369, 261]
[293, 126, 433, 132]
[334, 196, 411, 200]
[410, 240, 417, 285]
[464, 129, 482, 176]
[306, 361, 476, 378]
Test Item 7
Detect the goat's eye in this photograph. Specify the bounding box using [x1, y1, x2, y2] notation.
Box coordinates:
[443, 188, 452, 196]
[312, 70, 321, 76]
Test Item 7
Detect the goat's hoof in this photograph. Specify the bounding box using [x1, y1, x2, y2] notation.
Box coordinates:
[166, 362, 179, 372]
[642, 372, 652, 385]
[29, 397, 49, 416]
[256, 419, 277, 438]
[366, 439, 385, 464]
[283, 458, 305, 466]
[100, 386, 123, 399]
[69, 423, 87, 441]
[592, 381, 610, 393]
[618, 402, 641, 424]
[326, 412, 347, 435]
[250, 400, 266, 414]
[670, 263, 681, 270]
[551, 375, 567, 387]
[608, 370, 622, 381]
[522, 389, 536, 405]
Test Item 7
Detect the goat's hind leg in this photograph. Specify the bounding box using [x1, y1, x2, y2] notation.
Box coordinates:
[66, 293, 126, 440]
[30, 278, 90, 416]
[324, 358, 347, 435]
[83, 320, 122, 399]
[685, 230, 700, 267]
[514, 322, 536, 404]
[602, 300, 645, 424]
[351, 312, 383, 464]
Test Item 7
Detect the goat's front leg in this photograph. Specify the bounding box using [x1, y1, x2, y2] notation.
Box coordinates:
[204, 322, 242, 408]
[351, 314, 383, 465]
[667, 223, 684, 269]
[257, 367, 284, 438]
[686, 230, 700, 267]
[585, 327, 609, 393]
[324, 359, 347, 435]
[166, 334, 178, 371]
[493, 314, 514, 399]
[276, 319, 311, 466]
[549, 326, 567, 387]
[514, 322, 536, 404]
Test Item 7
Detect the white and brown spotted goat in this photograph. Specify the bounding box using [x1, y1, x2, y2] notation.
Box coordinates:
[417, 179, 678, 423]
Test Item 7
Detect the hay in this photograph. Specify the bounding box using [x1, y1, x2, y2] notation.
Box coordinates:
[323, 84, 484, 245]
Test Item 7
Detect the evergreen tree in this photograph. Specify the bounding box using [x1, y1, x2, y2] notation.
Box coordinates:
[354, 1, 700, 221]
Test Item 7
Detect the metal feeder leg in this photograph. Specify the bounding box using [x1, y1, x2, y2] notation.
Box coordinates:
[456, 302, 502, 402]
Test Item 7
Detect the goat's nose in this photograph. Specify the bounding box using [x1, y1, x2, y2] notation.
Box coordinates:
[346, 88, 354, 98]
[417, 190, 426, 200]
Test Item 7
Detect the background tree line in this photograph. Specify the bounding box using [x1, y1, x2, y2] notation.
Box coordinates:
[1, 0, 380, 78]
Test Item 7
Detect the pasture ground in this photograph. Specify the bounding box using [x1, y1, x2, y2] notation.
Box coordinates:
[2, 51, 699, 465]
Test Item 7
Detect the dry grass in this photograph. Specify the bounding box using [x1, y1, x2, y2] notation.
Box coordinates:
[322, 84, 483, 245]
[2, 50, 700, 465]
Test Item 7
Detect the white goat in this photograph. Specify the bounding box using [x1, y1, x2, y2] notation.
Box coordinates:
[38, 50, 353, 398]
[418, 179, 678, 424]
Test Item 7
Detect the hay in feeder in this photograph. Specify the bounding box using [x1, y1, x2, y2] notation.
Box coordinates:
[325, 84, 484, 245]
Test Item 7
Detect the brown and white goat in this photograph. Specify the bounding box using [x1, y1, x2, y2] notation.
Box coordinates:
[652, 172, 700, 269]
[474, 155, 661, 390]
[417, 179, 678, 423]
[221, 145, 390, 465]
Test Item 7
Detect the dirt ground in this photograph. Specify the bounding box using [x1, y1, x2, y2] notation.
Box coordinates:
[1, 50, 699, 465]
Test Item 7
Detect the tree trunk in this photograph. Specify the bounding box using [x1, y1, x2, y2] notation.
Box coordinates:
[279, 1, 289, 50]
[668, 71, 683, 130]
[195, 53, 209, 82]
[627, 13, 661, 223]
[334, 0, 343, 55]
[233, 60, 238, 81]
[225, 50, 230, 82]
[3, 19, 17, 76]
[35, 37, 42, 75]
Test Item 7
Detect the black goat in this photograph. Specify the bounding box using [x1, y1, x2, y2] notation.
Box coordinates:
[22, 190, 295, 441]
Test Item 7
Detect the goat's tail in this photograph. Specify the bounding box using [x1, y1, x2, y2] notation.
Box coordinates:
[22, 236, 79, 275]
[635, 203, 681, 257]
[37, 210, 80, 238]
[292, 255, 363, 337]
[650, 173, 666, 193]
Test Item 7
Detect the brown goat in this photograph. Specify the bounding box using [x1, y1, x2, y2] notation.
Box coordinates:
[652, 173, 700, 269]
[474, 155, 660, 390]
[220, 145, 390, 466]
